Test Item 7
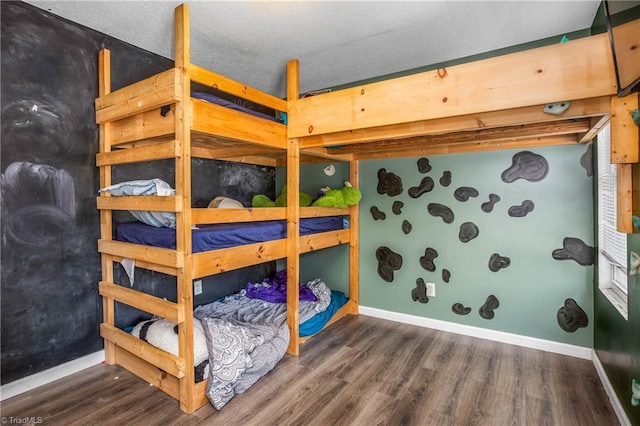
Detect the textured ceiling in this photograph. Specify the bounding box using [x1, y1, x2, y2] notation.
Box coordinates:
[26, 1, 602, 97]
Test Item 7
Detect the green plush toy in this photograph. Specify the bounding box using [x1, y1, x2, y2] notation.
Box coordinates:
[252, 185, 312, 207]
[312, 181, 362, 208]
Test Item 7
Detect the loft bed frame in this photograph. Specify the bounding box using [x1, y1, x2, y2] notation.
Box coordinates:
[95, 3, 639, 414]
[95, 4, 358, 413]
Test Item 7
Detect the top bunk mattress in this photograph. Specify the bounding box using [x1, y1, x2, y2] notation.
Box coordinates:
[116, 216, 345, 253]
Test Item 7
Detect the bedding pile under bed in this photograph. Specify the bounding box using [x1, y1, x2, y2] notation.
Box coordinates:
[130, 274, 347, 410]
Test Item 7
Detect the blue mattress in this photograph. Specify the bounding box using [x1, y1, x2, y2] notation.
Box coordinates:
[116, 216, 345, 253]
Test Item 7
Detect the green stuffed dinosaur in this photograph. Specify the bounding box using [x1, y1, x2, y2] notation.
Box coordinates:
[252, 185, 312, 207]
[312, 181, 362, 208]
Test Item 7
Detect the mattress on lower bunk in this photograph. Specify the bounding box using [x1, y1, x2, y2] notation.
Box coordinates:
[116, 216, 345, 252]
[129, 278, 347, 410]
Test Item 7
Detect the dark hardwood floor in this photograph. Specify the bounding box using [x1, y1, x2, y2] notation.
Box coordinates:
[1, 315, 619, 425]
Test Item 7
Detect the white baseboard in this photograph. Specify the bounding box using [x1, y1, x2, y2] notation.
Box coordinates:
[592, 350, 631, 426]
[0, 350, 104, 401]
[359, 306, 592, 359]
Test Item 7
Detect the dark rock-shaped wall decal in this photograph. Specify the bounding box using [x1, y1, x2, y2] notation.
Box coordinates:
[557, 298, 589, 332]
[488, 253, 511, 272]
[392, 201, 404, 215]
[376, 246, 403, 282]
[481, 193, 501, 213]
[402, 220, 412, 235]
[419, 247, 439, 272]
[412, 278, 429, 303]
[479, 295, 500, 319]
[508, 200, 535, 218]
[454, 186, 479, 202]
[408, 176, 434, 198]
[551, 237, 595, 266]
[580, 143, 593, 177]
[439, 171, 452, 187]
[501, 151, 549, 183]
[377, 168, 403, 196]
[458, 222, 479, 243]
[417, 157, 432, 174]
[370, 206, 386, 221]
[452, 303, 471, 315]
[427, 203, 454, 224]
[442, 269, 451, 283]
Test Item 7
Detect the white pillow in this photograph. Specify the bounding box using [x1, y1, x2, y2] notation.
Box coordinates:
[99, 178, 176, 228]
[208, 196, 243, 209]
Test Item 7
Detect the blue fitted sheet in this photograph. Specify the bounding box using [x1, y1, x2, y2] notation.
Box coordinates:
[116, 216, 345, 253]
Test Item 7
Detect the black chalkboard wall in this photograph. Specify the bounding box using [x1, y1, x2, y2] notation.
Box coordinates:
[1, 2, 275, 384]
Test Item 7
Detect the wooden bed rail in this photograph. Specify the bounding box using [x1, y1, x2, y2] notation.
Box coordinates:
[99, 281, 185, 324]
[191, 64, 287, 114]
[95, 68, 181, 124]
[288, 30, 619, 139]
[100, 323, 185, 378]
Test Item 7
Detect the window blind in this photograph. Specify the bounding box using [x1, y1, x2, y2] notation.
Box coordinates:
[597, 124, 628, 270]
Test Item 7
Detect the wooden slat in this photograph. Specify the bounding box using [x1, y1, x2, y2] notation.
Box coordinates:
[354, 135, 577, 160]
[96, 68, 180, 124]
[101, 323, 185, 378]
[111, 255, 178, 276]
[300, 229, 350, 254]
[98, 239, 183, 268]
[610, 93, 640, 163]
[329, 119, 590, 155]
[617, 163, 634, 233]
[191, 99, 287, 149]
[99, 281, 184, 324]
[289, 32, 616, 138]
[216, 155, 279, 167]
[300, 147, 353, 162]
[96, 195, 182, 212]
[299, 207, 348, 218]
[191, 207, 286, 224]
[191, 64, 287, 113]
[97, 141, 177, 166]
[192, 240, 287, 278]
[110, 106, 175, 146]
[191, 145, 282, 160]
[578, 115, 610, 144]
[611, 19, 640, 96]
[114, 345, 181, 400]
[299, 97, 611, 148]
[194, 380, 210, 409]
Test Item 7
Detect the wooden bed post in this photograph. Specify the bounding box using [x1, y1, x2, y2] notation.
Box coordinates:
[286, 59, 301, 355]
[98, 48, 116, 365]
[174, 3, 196, 413]
[348, 159, 360, 315]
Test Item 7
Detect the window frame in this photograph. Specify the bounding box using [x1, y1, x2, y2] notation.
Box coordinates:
[596, 123, 628, 320]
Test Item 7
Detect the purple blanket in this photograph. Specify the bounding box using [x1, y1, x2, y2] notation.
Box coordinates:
[245, 270, 317, 303]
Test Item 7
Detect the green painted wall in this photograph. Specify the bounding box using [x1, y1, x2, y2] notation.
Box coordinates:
[276, 162, 352, 294]
[359, 145, 594, 347]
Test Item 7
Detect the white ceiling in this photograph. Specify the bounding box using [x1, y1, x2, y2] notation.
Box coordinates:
[25, 1, 602, 98]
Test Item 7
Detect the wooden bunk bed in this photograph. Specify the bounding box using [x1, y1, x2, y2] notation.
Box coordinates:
[95, 4, 358, 414]
[96, 2, 639, 414]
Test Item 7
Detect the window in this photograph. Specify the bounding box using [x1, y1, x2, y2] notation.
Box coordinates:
[597, 123, 628, 319]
